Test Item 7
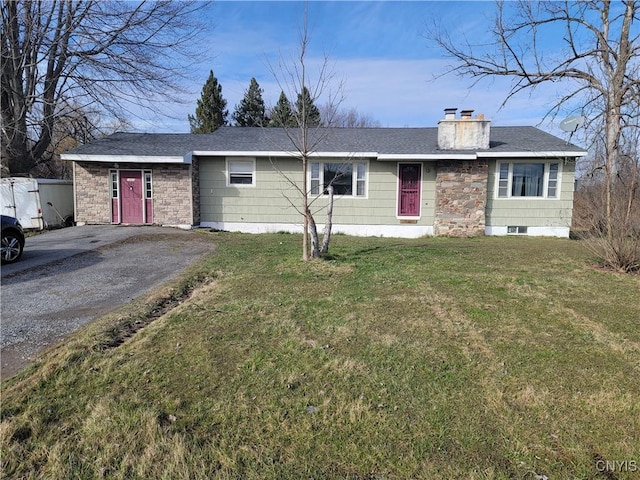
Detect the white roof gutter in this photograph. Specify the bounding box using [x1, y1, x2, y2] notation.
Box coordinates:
[476, 151, 588, 158]
[60, 154, 189, 164]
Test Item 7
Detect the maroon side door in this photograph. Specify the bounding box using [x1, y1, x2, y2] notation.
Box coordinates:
[398, 164, 421, 217]
[120, 170, 143, 224]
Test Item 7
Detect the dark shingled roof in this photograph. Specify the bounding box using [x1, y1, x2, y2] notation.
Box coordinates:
[65, 126, 586, 158]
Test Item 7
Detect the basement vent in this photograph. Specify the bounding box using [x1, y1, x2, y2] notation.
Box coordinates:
[507, 226, 528, 235]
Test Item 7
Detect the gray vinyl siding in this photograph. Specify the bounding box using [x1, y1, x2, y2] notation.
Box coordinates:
[486, 158, 575, 227]
[199, 156, 436, 226]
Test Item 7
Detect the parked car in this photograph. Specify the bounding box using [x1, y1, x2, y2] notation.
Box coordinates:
[1, 215, 25, 264]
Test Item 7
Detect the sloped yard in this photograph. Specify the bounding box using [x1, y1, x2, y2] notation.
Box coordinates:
[1, 233, 638, 479]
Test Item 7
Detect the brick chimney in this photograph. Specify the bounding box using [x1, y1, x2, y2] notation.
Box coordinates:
[437, 108, 491, 150]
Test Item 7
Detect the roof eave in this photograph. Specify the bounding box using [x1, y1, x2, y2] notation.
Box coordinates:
[477, 150, 587, 158]
[61, 154, 190, 164]
[377, 153, 477, 161]
[191, 150, 379, 158]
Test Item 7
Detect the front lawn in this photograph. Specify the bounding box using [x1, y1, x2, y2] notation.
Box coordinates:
[1, 233, 638, 479]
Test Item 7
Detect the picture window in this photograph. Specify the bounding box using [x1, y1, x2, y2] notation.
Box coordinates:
[497, 162, 560, 198]
[310, 161, 367, 197]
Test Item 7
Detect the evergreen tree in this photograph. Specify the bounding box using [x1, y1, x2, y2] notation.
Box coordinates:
[188, 70, 228, 133]
[295, 86, 322, 127]
[268, 91, 296, 127]
[232, 78, 267, 127]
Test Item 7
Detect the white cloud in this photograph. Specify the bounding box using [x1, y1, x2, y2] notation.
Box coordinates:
[129, 1, 584, 138]
[296, 56, 568, 128]
[135, 55, 576, 135]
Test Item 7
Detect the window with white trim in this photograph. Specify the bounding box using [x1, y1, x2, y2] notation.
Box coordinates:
[497, 161, 560, 198]
[144, 171, 152, 198]
[310, 161, 367, 197]
[110, 171, 118, 198]
[227, 158, 255, 186]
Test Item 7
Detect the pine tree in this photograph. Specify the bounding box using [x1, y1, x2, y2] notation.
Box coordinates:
[232, 78, 267, 127]
[268, 91, 296, 127]
[188, 70, 228, 133]
[295, 86, 322, 127]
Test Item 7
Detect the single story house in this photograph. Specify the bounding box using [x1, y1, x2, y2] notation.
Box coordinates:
[61, 108, 587, 238]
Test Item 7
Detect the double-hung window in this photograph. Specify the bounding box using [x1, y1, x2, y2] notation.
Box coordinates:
[497, 161, 560, 198]
[310, 161, 367, 197]
[227, 158, 255, 186]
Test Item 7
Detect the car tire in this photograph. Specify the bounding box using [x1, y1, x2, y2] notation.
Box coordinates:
[1, 231, 24, 264]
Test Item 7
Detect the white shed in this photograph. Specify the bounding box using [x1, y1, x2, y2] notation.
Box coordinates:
[1, 177, 74, 230]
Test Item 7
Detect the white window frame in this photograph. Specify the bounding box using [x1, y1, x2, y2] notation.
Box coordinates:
[144, 170, 153, 199]
[109, 170, 119, 200]
[309, 160, 368, 198]
[495, 160, 562, 199]
[507, 225, 528, 235]
[226, 157, 256, 187]
[109, 169, 120, 224]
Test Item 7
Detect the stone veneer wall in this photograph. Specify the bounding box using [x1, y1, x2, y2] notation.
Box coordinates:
[74, 162, 194, 226]
[434, 159, 488, 236]
[74, 162, 111, 224]
[150, 164, 194, 225]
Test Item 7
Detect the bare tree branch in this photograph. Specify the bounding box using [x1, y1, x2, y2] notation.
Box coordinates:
[427, 0, 640, 269]
[1, 0, 206, 175]
[264, 6, 346, 260]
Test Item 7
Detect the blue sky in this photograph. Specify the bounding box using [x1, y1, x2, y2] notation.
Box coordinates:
[140, 1, 577, 136]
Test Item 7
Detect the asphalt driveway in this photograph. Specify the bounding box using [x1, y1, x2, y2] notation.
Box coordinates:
[1, 225, 214, 379]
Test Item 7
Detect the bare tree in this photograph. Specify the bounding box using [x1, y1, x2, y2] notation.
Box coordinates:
[1, 0, 205, 175]
[320, 104, 381, 128]
[32, 101, 97, 179]
[35, 103, 134, 179]
[266, 7, 345, 261]
[574, 103, 640, 272]
[428, 0, 640, 271]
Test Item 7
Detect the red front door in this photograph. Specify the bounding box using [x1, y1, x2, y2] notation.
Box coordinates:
[120, 170, 143, 223]
[398, 164, 421, 216]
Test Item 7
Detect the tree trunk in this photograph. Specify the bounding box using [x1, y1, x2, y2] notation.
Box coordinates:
[320, 185, 334, 255]
[624, 158, 639, 230]
[308, 209, 320, 258]
[301, 153, 310, 261]
[302, 205, 310, 261]
[604, 104, 622, 240]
